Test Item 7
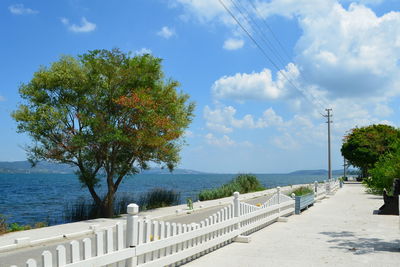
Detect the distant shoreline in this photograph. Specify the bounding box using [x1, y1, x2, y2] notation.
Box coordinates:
[0, 160, 356, 175]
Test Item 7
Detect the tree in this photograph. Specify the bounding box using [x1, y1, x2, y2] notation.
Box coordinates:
[341, 124, 400, 177]
[12, 49, 195, 217]
[368, 142, 400, 194]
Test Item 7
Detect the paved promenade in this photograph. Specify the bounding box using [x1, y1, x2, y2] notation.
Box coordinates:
[186, 183, 400, 267]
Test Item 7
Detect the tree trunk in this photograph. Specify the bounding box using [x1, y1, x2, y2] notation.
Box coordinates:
[100, 192, 115, 218]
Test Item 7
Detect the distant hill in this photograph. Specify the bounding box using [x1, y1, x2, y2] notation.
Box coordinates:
[0, 161, 205, 175]
[0, 161, 76, 174]
[0, 161, 356, 176]
[289, 169, 358, 175]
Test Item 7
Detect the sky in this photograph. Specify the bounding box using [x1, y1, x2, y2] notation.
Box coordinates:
[1, 0, 399, 173]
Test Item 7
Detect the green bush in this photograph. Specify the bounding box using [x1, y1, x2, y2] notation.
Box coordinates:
[64, 188, 181, 222]
[199, 174, 265, 201]
[368, 142, 400, 195]
[0, 214, 7, 235]
[138, 188, 180, 210]
[289, 186, 313, 196]
[0, 214, 49, 235]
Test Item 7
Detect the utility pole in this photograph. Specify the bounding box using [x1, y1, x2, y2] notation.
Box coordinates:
[343, 157, 347, 179]
[324, 109, 333, 181]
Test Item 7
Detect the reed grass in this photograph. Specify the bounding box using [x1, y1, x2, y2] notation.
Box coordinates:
[198, 174, 265, 201]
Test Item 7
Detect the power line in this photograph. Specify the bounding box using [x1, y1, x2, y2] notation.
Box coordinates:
[247, 0, 292, 62]
[230, 0, 288, 71]
[219, 0, 326, 113]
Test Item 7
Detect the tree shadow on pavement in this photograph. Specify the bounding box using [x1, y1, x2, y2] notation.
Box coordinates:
[319, 231, 400, 255]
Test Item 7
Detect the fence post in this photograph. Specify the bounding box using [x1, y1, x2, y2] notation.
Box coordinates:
[233, 192, 240, 230]
[277, 187, 281, 214]
[126, 203, 139, 267]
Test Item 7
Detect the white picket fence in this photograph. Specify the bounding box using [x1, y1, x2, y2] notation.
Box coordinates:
[314, 179, 340, 201]
[10, 179, 340, 267]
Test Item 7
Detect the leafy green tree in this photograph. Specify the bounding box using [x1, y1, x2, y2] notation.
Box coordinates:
[368, 142, 400, 194]
[341, 124, 400, 177]
[13, 49, 195, 217]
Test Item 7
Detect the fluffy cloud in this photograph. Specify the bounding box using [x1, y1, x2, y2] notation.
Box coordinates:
[171, 0, 231, 24]
[204, 105, 268, 133]
[61, 17, 96, 33]
[212, 63, 299, 101]
[175, 0, 400, 156]
[9, 4, 38, 15]
[157, 26, 175, 39]
[134, 48, 152, 55]
[205, 133, 252, 148]
[256, 1, 400, 100]
[204, 105, 289, 134]
[223, 38, 244, 50]
[205, 133, 235, 147]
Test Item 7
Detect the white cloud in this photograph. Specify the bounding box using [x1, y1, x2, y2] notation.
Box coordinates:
[255, 1, 400, 100]
[341, 0, 385, 5]
[0, 95, 5, 102]
[134, 48, 152, 55]
[9, 4, 38, 15]
[205, 133, 235, 147]
[223, 38, 244, 50]
[204, 105, 267, 133]
[374, 103, 393, 117]
[272, 133, 300, 150]
[61, 17, 96, 33]
[204, 133, 253, 148]
[212, 64, 299, 101]
[204, 105, 287, 134]
[171, 0, 231, 24]
[157, 26, 175, 39]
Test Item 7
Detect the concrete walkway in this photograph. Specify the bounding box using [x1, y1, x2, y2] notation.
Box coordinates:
[186, 184, 400, 267]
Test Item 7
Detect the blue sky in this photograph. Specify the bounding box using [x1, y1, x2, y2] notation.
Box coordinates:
[1, 0, 399, 173]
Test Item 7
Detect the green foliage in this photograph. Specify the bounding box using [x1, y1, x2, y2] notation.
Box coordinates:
[0, 214, 7, 235]
[368, 142, 400, 195]
[187, 198, 193, 210]
[12, 48, 195, 217]
[199, 174, 265, 201]
[289, 186, 313, 196]
[64, 188, 180, 222]
[138, 188, 180, 210]
[341, 124, 400, 177]
[8, 223, 31, 232]
[0, 214, 48, 235]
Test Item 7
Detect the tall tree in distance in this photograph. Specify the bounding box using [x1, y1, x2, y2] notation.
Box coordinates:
[341, 124, 400, 178]
[12, 49, 195, 217]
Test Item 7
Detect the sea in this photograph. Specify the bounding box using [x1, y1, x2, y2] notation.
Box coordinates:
[0, 173, 334, 225]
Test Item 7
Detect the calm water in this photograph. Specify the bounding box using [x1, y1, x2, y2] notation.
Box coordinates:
[0, 173, 331, 225]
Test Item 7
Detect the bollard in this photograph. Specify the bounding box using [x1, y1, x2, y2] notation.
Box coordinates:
[314, 181, 318, 194]
[277, 187, 281, 214]
[233, 192, 240, 230]
[126, 203, 139, 267]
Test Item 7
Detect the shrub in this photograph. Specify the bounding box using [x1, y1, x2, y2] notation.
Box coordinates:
[63, 197, 100, 222]
[367, 141, 400, 195]
[0, 214, 7, 235]
[64, 188, 180, 222]
[138, 188, 180, 210]
[199, 174, 265, 201]
[289, 186, 313, 196]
